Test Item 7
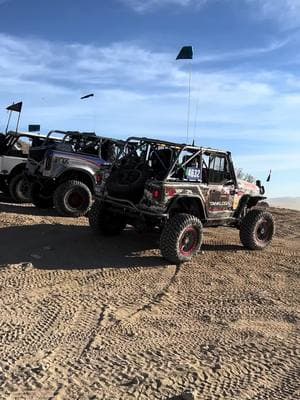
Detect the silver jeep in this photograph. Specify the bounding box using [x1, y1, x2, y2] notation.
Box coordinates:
[25, 130, 123, 217]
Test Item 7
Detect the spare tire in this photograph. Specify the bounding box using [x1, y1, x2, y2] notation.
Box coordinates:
[106, 167, 147, 202]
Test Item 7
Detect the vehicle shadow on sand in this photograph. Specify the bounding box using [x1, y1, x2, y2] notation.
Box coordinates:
[0, 223, 168, 270]
[0, 192, 59, 217]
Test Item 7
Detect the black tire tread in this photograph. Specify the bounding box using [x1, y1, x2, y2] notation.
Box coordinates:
[88, 200, 103, 234]
[53, 180, 92, 217]
[89, 200, 126, 236]
[160, 213, 203, 264]
[239, 209, 275, 250]
[8, 174, 30, 203]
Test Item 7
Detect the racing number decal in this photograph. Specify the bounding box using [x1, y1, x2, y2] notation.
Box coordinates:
[186, 167, 201, 181]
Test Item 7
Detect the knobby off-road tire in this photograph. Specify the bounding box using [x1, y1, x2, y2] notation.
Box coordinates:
[9, 174, 31, 203]
[160, 213, 203, 264]
[53, 180, 92, 217]
[30, 182, 54, 209]
[239, 208, 275, 250]
[89, 200, 126, 236]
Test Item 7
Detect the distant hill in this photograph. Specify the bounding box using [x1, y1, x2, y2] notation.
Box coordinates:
[269, 197, 300, 211]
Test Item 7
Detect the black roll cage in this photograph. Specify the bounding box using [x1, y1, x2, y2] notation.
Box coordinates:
[116, 136, 236, 184]
[2, 131, 48, 151]
[41, 130, 124, 159]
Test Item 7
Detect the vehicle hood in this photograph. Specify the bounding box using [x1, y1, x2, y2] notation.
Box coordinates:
[237, 179, 260, 195]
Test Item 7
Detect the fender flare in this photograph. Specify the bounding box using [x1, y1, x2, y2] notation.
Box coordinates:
[167, 195, 208, 221]
[8, 162, 26, 180]
[56, 168, 95, 190]
[234, 194, 267, 218]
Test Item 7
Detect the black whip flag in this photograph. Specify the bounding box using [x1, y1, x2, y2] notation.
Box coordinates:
[266, 169, 272, 182]
[5, 101, 23, 133]
[176, 46, 193, 60]
[6, 101, 23, 113]
[176, 46, 194, 143]
[81, 93, 94, 99]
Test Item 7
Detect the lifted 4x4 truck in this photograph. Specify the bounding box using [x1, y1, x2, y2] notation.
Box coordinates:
[25, 130, 124, 217]
[0, 131, 46, 202]
[89, 137, 275, 264]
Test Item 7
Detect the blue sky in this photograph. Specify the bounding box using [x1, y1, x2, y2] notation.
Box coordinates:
[0, 0, 299, 197]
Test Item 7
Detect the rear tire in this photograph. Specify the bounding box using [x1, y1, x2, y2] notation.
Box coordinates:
[53, 180, 92, 217]
[9, 174, 31, 203]
[30, 182, 54, 209]
[239, 209, 275, 250]
[160, 213, 203, 264]
[89, 200, 126, 236]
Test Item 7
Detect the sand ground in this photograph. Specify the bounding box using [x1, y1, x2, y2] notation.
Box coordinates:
[0, 195, 299, 400]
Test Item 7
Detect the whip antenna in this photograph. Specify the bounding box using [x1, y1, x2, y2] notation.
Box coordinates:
[176, 46, 193, 144]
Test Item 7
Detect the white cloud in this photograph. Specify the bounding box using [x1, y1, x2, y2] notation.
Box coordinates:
[119, 0, 206, 13]
[121, 0, 300, 27]
[0, 33, 299, 195]
[0, 33, 300, 142]
[198, 38, 291, 63]
[249, 0, 300, 28]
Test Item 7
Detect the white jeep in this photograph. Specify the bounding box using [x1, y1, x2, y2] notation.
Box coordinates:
[0, 131, 46, 202]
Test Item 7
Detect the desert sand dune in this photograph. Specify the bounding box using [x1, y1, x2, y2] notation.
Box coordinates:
[0, 195, 299, 400]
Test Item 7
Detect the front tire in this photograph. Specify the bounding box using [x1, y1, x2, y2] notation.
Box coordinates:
[89, 200, 126, 236]
[9, 174, 31, 202]
[53, 180, 92, 217]
[239, 209, 275, 250]
[160, 213, 203, 264]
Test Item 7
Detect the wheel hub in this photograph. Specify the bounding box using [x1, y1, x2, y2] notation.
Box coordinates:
[256, 219, 271, 242]
[16, 179, 30, 201]
[179, 226, 199, 256]
[67, 191, 84, 209]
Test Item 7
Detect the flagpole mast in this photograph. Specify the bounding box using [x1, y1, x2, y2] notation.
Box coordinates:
[192, 91, 200, 146]
[186, 64, 192, 143]
[176, 46, 193, 144]
[15, 111, 21, 133]
[5, 110, 12, 134]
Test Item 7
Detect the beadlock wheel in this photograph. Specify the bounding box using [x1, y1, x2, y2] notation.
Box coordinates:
[160, 213, 203, 264]
[239, 209, 275, 250]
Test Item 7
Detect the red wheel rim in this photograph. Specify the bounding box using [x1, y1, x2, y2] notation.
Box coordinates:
[179, 226, 199, 257]
[67, 191, 85, 209]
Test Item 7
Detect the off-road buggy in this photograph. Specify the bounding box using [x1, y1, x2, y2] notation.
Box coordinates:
[89, 137, 275, 264]
[0, 131, 47, 202]
[25, 130, 124, 217]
